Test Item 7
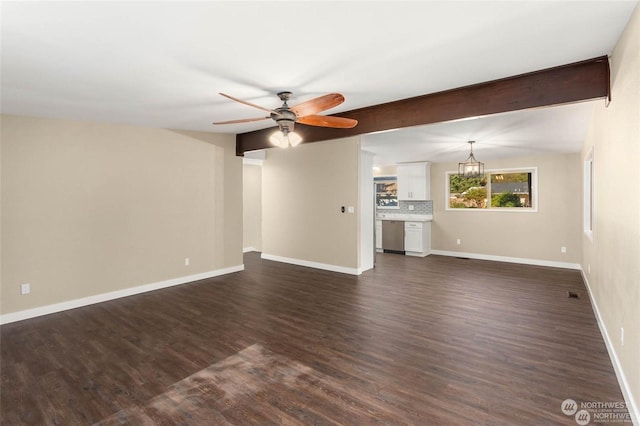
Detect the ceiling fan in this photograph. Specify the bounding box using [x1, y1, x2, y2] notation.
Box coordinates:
[213, 91, 358, 148]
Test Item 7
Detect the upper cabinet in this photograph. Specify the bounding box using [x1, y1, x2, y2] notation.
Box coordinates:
[397, 162, 430, 200]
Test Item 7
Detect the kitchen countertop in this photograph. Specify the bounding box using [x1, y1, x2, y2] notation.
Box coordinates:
[376, 213, 433, 222]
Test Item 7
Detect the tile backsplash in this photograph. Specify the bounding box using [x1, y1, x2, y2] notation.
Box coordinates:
[379, 200, 432, 215]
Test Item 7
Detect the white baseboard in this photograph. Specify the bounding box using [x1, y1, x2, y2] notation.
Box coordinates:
[243, 246, 259, 253]
[581, 271, 639, 425]
[0, 265, 245, 325]
[430, 250, 581, 270]
[261, 253, 361, 275]
[405, 250, 430, 257]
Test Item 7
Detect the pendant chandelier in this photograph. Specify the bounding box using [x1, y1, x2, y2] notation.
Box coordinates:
[458, 141, 484, 178]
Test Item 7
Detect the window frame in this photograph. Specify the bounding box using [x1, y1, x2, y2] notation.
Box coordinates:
[445, 167, 538, 212]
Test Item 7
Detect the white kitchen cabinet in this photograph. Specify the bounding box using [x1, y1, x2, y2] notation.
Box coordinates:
[404, 226, 422, 252]
[397, 162, 430, 200]
[375, 220, 383, 250]
[404, 221, 431, 257]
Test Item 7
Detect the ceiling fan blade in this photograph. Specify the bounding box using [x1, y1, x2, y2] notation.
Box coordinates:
[297, 115, 358, 129]
[219, 93, 278, 114]
[290, 93, 345, 117]
[212, 116, 269, 125]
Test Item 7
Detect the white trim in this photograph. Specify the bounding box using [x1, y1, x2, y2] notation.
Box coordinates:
[243, 149, 266, 163]
[0, 265, 245, 325]
[242, 158, 263, 166]
[405, 251, 430, 257]
[583, 147, 594, 241]
[243, 246, 259, 253]
[581, 271, 639, 426]
[261, 253, 361, 275]
[357, 266, 373, 275]
[430, 250, 581, 270]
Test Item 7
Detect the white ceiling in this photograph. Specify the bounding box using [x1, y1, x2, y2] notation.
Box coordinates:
[2, 1, 637, 165]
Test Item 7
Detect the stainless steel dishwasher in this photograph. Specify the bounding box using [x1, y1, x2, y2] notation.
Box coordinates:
[381, 220, 405, 254]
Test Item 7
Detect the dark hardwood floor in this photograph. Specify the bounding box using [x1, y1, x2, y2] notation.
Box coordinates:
[1, 253, 630, 425]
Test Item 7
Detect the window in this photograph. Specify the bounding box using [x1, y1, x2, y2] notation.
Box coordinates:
[584, 149, 594, 239]
[446, 168, 537, 211]
[374, 176, 399, 209]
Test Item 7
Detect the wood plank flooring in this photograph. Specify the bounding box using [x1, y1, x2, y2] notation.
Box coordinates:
[0, 253, 630, 425]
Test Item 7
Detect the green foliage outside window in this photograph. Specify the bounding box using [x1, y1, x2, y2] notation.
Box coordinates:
[449, 171, 533, 209]
[449, 174, 486, 193]
[491, 192, 523, 207]
[449, 175, 487, 208]
[464, 187, 488, 208]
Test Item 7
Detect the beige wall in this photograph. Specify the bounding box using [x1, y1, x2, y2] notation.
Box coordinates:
[582, 3, 639, 414]
[1, 115, 243, 316]
[431, 154, 582, 265]
[242, 163, 262, 251]
[262, 137, 360, 270]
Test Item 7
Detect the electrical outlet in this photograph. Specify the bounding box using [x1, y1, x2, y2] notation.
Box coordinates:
[587, 264, 591, 274]
[561, 246, 567, 253]
[456, 239, 461, 245]
[21, 283, 30, 295]
[621, 327, 624, 346]
[184, 258, 190, 266]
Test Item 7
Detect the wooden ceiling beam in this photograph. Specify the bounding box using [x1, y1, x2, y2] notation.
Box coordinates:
[236, 56, 610, 156]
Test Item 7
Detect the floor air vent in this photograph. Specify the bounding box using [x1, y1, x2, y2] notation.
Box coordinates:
[567, 291, 580, 299]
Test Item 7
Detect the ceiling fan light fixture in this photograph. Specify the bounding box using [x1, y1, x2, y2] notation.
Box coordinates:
[288, 131, 302, 147]
[269, 130, 289, 148]
[458, 141, 484, 178]
[270, 123, 303, 148]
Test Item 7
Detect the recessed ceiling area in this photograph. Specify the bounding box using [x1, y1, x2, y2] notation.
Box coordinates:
[362, 100, 600, 166]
